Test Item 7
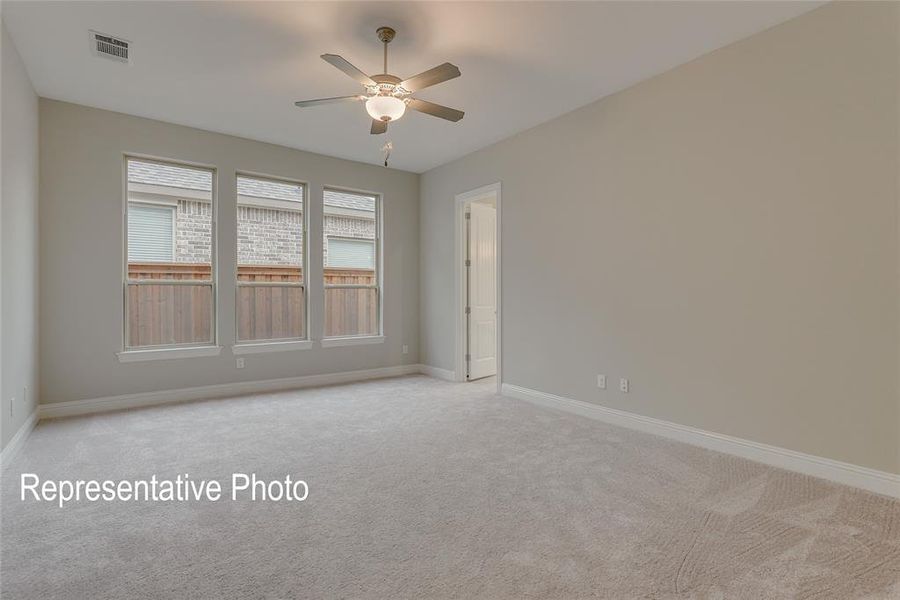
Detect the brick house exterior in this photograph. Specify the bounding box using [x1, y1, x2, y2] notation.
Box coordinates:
[127, 161, 375, 267]
[236, 204, 303, 266]
[176, 200, 213, 263]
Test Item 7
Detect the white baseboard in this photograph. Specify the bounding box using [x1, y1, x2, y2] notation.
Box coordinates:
[501, 383, 900, 499]
[39, 364, 421, 420]
[0, 410, 38, 471]
[417, 364, 456, 381]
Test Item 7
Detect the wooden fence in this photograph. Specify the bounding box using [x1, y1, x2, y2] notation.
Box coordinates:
[127, 263, 376, 347]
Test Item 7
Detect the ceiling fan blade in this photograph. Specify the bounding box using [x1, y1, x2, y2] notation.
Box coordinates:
[407, 98, 465, 122]
[371, 119, 388, 135]
[294, 95, 363, 108]
[321, 54, 376, 87]
[399, 63, 461, 92]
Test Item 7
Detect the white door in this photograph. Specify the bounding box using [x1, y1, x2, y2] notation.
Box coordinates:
[467, 202, 497, 380]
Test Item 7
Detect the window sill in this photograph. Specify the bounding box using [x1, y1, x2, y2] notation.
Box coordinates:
[117, 346, 222, 363]
[320, 335, 385, 348]
[232, 340, 313, 355]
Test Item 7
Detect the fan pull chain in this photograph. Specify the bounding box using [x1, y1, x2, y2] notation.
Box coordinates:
[382, 141, 393, 167]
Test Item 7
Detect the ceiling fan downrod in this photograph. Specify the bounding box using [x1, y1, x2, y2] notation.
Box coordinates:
[376, 26, 395, 74]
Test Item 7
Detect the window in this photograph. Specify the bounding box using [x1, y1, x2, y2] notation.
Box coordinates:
[323, 189, 380, 338]
[236, 174, 306, 342]
[326, 237, 375, 269]
[125, 157, 215, 349]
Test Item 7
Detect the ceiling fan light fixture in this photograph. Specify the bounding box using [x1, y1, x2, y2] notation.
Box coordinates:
[366, 95, 406, 122]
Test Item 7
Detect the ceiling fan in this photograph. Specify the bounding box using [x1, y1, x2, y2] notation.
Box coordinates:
[294, 27, 464, 135]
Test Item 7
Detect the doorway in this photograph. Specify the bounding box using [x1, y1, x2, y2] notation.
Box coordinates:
[455, 183, 501, 391]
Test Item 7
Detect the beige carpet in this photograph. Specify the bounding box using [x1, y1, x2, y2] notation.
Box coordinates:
[1, 375, 898, 599]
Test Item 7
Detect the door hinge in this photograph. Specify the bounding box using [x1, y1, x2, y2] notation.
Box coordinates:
[465, 259, 471, 267]
[465, 354, 471, 361]
[465, 212, 471, 219]
[465, 306, 471, 314]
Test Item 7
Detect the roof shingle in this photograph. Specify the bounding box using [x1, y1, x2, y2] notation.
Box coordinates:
[128, 159, 374, 211]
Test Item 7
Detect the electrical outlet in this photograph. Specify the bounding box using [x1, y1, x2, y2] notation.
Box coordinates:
[596, 374, 606, 389]
[402, 344, 409, 355]
[619, 378, 629, 393]
[236, 358, 245, 369]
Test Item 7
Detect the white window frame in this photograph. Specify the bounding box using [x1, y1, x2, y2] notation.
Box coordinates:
[120, 155, 218, 358]
[234, 172, 309, 348]
[322, 187, 383, 343]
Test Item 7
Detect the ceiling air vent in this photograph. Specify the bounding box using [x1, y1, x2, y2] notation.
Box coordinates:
[90, 30, 130, 64]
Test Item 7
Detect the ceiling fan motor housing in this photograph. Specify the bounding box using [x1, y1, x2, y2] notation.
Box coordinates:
[369, 74, 408, 98]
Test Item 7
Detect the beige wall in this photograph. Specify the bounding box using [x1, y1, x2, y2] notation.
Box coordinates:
[39, 100, 419, 405]
[1, 22, 40, 450]
[420, 2, 900, 473]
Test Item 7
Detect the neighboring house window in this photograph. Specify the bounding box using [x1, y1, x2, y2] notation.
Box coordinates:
[127, 204, 174, 262]
[236, 174, 306, 342]
[326, 237, 375, 269]
[124, 157, 216, 349]
[323, 189, 380, 338]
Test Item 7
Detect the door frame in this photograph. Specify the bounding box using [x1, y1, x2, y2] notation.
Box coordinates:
[454, 182, 501, 392]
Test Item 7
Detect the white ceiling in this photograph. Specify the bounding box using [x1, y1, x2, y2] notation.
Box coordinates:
[3, 1, 822, 173]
